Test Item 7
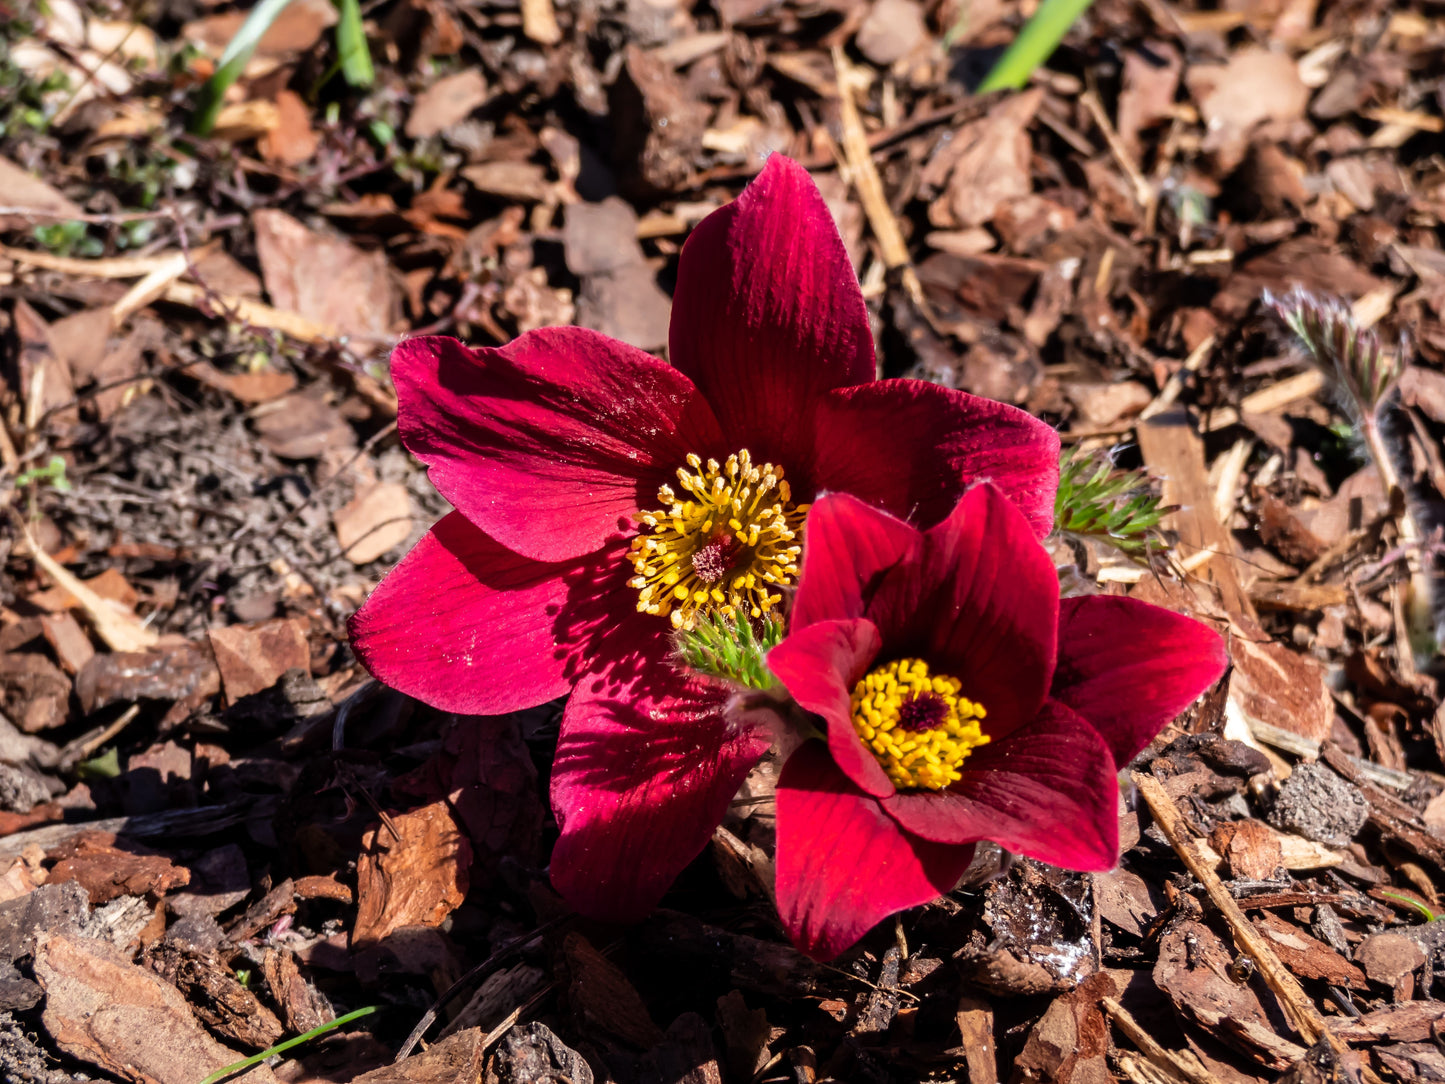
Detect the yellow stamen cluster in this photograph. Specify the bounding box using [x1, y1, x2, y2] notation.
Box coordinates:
[850, 658, 990, 791]
[629, 449, 807, 630]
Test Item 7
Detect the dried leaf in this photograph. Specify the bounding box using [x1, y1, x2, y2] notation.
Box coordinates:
[406, 70, 490, 139]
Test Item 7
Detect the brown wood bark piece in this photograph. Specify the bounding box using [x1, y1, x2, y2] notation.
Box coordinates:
[1009, 972, 1117, 1084]
[353, 801, 470, 947]
[352, 1027, 488, 1084]
[39, 612, 95, 675]
[563, 931, 664, 1049]
[956, 995, 999, 1084]
[33, 933, 278, 1084]
[208, 618, 310, 703]
[1133, 772, 1332, 1050]
[1137, 411, 1256, 620]
[1154, 917, 1306, 1070]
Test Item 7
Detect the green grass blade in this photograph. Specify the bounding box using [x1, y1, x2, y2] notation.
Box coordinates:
[334, 0, 374, 88]
[977, 0, 1094, 93]
[190, 0, 299, 135]
[197, 1005, 379, 1084]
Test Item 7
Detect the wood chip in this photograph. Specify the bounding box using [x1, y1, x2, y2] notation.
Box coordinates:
[1133, 772, 1335, 1050]
[955, 996, 999, 1084]
[520, 0, 563, 45]
[46, 832, 190, 904]
[405, 70, 490, 139]
[353, 800, 470, 946]
[932, 88, 1043, 229]
[355, 1027, 490, 1083]
[34, 933, 279, 1084]
[335, 482, 413, 565]
[207, 617, 310, 702]
[26, 532, 157, 653]
[562, 931, 664, 1048]
[38, 612, 94, 675]
[252, 209, 400, 340]
[1137, 410, 1255, 619]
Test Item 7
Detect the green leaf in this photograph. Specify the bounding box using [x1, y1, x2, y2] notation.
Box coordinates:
[77, 747, 121, 781]
[15, 454, 71, 492]
[190, 0, 298, 136]
[334, 0, 374, 87]
[197, 1005, 379, 1084]
[977, 0, 1095, 93]
[1377, 889, 1436, 923]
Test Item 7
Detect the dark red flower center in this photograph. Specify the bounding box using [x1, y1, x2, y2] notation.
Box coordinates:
[896, 692, 950, 732]
[691, 534, 733, 584]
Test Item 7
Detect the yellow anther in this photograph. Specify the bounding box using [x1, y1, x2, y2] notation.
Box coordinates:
[629, 448, 806, 630]
[848, 658, 989, 791]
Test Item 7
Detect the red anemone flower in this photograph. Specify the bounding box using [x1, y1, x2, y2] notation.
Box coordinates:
[348, 155, 1061, 922]
[766, 487, 1228, 959]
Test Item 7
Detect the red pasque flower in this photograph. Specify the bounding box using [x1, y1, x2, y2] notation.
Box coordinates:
[348, 155, 1061, 922]
[766, 486, 1228, 959]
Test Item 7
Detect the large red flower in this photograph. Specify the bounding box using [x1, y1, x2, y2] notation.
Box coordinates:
[348, 155, 1061, 922]
[766, 487, 1228, 959]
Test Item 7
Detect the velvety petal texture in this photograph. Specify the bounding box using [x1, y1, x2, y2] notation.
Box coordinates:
[769, 481, 1227, 958]
[788, 494, 917, 630]
[776, 742, 977, 961]
[348, 512, 579, 715]
[882, 700, 1119, 869]
[392, 331, 725, 563]
[799, 488, 1060, 740]
[669, 154, 875, 459]
[811, 380, 1061, 541]
[766, 619, 892, 798]
[1052, 596, 1228, 765]
[549, 665, 773, 922]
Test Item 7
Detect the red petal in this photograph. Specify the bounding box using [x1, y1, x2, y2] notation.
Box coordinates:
[1053, 596, 1228, 765]
[775, 742, 976, 960]
[789, 494, 919, 631]
[811, 379, 1061, 539]
[349, 515, 663, 715]
[865, 485, 1059, 740]
[392, 332, 725, 563]
[549, 665, 773, 922]
[766, 618, 893, 798]
[668, 156, 875, 459]
[883, 700, 1119, 870]
[348, 512, 579, 714]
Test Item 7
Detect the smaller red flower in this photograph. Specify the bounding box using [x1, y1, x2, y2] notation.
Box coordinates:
[766, 487, 1227, 960]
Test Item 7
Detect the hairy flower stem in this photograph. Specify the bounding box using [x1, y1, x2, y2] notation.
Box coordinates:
[1264, 287, 1436, 663]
